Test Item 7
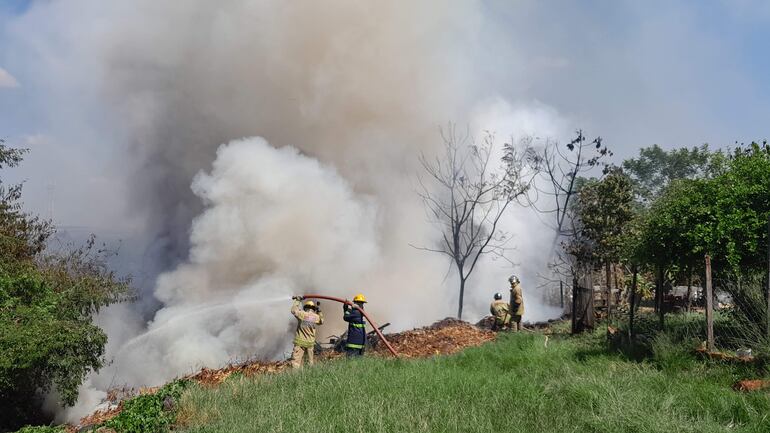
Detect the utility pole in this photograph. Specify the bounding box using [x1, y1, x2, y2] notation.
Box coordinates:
[705, 255, 715, 352]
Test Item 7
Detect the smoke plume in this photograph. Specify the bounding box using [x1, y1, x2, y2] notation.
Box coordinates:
[5, 1, 570, 421]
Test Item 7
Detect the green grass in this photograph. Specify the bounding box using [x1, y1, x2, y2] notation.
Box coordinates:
[176, 331, 770, 433]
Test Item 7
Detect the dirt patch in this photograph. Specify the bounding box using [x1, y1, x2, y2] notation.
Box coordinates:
[475, 315, 566, 331]
[371, 317, 496, 358]
[76, 403, 124, 431]
[694, 347, 756, 364]
[734, 379, 770, 392]
[185, 360, 288, 386]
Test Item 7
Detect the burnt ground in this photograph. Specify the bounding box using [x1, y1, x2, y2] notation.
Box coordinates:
[73, 317, 528, 430]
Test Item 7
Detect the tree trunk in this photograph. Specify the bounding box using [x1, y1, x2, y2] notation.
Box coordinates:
[457, 277, 465, 319]
[655, 266, 664, 328]
[705, 255, 715, 351]
[629, 265, 638, 340]
[613, 264, 620, 305]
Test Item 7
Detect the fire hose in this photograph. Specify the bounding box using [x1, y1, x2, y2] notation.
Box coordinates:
[300, 294, 399, 357]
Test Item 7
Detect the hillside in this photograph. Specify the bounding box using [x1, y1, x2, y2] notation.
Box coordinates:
[172, 329, 770, 433]
[19, 319, 770, 433]
[81, 321, 767, 433]
[174, 330, 770, 433]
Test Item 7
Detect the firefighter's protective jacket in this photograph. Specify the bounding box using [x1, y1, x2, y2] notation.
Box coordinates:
[490, 299, 511, 325]
[343, 303, 367, 349]
[291, 300, 324, 348]
[510, 283, 525, 316]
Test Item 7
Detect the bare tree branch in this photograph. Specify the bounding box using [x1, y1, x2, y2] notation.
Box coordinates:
[413, 125, 536, 318]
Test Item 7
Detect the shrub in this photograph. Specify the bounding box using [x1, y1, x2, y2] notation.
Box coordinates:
[103, 380, 189, 433]
[0, 141, 132, 430]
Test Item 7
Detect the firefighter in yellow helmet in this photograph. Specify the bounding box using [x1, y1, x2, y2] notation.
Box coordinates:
[290, 296, 324, 368]
[343, 293, 367, 357]
[489, 292, 511, 331]
[508, 275, 524, 331]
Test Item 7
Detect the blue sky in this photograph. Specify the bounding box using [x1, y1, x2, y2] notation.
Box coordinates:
[0, 0, 769, 227]
[0, 0, 31, 15]
[2, 1, 769, 149]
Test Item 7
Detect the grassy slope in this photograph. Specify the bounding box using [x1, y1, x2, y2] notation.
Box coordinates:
[177, 332, 770, 433]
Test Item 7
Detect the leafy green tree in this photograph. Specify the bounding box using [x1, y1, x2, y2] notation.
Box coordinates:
[622, 144, 723, 204]
[630, 141, 770, 332]
[573, 170, 635, 265]
[570, 170, 634, 322]
[711, 142, 770, 273]
[0, 140, 131, 430]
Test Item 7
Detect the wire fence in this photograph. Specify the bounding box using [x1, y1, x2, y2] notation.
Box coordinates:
[594, 262, 770, 357]
[591, 260, 770, 358]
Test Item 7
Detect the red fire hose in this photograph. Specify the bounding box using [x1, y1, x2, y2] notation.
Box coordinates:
[300, 294, 399, 358]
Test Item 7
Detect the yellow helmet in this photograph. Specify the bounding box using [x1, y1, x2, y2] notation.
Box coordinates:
[303, 300, 317, 310]
[352, 293, 367, 303]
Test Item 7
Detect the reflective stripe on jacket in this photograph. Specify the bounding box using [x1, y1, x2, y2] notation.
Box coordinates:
[343, 304, 366, 348]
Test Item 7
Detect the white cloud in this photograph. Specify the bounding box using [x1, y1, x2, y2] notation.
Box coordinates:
[0, 67, 19, 88]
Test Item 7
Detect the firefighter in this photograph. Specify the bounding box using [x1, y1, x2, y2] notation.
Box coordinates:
[343, 293, 367, 357]
[490, 292, 511, 331]
[290, 296, 324, 369]
[508, 275, 524, 331]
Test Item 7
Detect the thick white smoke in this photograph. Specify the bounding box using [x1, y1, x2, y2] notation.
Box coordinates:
[5, 1, 573, 422]
[129, 137, 382, 379]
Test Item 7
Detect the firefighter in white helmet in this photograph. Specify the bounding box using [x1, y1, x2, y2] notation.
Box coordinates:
[490, 292, 511, 331]
[290, 296, 324, 368]
[508, 275, 524, 331]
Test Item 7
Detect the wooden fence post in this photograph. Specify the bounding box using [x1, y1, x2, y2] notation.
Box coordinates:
[629, 265, 638, 340]
[705, 254, 715, 352]
[606, 262, 612, 323]
[560, 280, 564, 310]
[766, 215, 770, 338]
[656, 266, 664, 328]
[587, 264, 595, 329]
[571, 273, 578, 334]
